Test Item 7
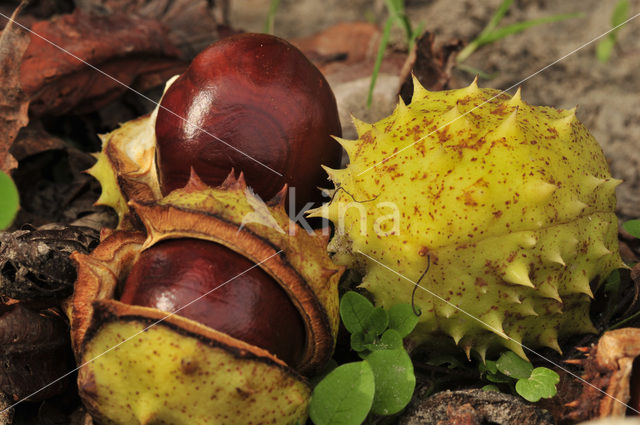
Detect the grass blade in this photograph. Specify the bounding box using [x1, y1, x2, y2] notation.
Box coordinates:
[384, 0, 414, 44]
[263, 0, 281, 34]
[596, 36, 616, 62]
[458, 0, 514, 63]
[475, 12, 582, 46]
[483, 0, 515, 35]
[367, 17, 393, 107]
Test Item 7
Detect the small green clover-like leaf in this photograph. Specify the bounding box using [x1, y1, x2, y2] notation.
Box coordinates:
[482, 384, 500, 392]
[340, 291, 375, 334]
[380, 329, 403, 350]
[365, 329, 403, 352]
[363, 306, 389, 337]
[387, 303, 419, 337]
[496, 351, 533, 380]
[351, 331, 375, 352]
[480, 359, 498, 375]
[0, 170, 19, 230]
[366, 349, 415, 416]
[515, 367, 560, 402]
[310, 361, 375, 425]
[481, 360, 512, 384]
[623, 219, 640, 239]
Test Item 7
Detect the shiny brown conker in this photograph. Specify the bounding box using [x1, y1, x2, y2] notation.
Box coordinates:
[119, 238, 306, 368]
[155, 33, 342, 211]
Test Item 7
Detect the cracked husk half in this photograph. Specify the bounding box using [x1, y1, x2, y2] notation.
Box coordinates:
[71, 172, 343, 425]
[310, 77, 625, 360]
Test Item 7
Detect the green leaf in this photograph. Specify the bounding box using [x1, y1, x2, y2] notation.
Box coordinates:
[623, 219, 640, 239]
[481, 360, 512, 384]
[611, 0, 630, 28]
[483, 0, 515, 35]
[596, 0, 629, 63]
[457, 7, 580, 63]
[0, 170, 19, 230]
[380, 329, 403, 350]
[596, 35, 616, 63]
[310, 362, 375, 425]
[515, 367, 560, 402]
[482, 384, 500, 392]
[366, 349, 416, 416]
[363, 306, 389, 337]
[481, 360, 498, 375]
[496, 351, 533, 380]
[351, 331, 375, 353]
[388, 304, 419, 337]
[340, 291, 375, 334]
[366, 329, 403, 351]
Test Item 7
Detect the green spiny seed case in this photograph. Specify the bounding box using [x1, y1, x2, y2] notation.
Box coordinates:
[311, 77, 625, 359]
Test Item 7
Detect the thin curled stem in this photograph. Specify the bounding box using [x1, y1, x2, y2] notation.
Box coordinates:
[411, 255, 430, 317]
[328, 185, 379, 204]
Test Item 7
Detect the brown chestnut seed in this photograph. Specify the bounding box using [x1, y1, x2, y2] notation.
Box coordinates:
[119, 238, 306, 368]
[155, 33, 342, 212]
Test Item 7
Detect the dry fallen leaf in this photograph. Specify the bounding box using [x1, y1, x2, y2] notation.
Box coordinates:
[0, 3, 30, 174]
[398, 31, 464, 104]
[75, 0, 224, 59]
[20, 8, 185, 116]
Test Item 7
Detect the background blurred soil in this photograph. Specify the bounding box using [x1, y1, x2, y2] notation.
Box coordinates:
[233, 0, 640, 219]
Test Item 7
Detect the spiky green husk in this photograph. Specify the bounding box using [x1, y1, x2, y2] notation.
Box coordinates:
[311, 78, 625, 359]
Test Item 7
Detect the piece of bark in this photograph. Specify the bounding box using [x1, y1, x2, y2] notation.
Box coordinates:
[0, 2, 30, 174]
[563, 328, 640, 422]
[0, 304, 73, 402]
[398, 31, 464, 105]
[19, 8, 185, 116]
[398, 388, 554, 425]
[74, 0, 224, 59]
[0, 225, 99, 303]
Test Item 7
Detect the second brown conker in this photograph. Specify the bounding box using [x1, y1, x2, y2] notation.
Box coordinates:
[119, 238, 306, 368]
